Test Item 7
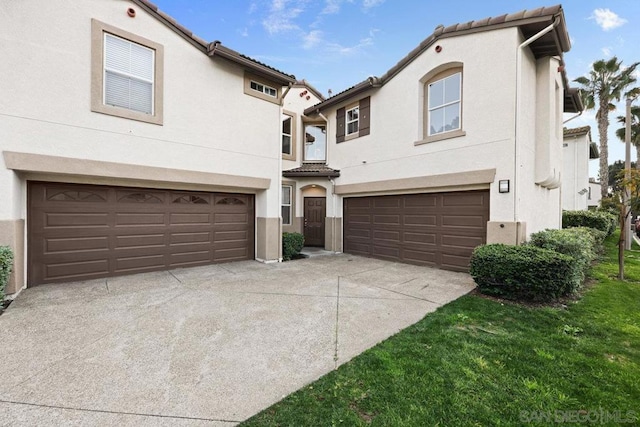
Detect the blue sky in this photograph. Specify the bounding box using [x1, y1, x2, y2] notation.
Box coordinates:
[151, 0, 640, 177]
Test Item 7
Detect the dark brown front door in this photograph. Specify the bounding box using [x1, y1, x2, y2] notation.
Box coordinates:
[304, 197, 326, 247]
[344, 191, 489, 272]
[28, 182, 255, 285]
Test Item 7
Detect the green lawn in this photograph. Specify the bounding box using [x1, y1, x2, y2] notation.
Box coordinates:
[242, 232, 640, 426]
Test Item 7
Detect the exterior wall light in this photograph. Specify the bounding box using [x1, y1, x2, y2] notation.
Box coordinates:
[499, 180, 510, 193]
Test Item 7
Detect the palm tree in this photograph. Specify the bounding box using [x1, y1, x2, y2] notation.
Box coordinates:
[616, 104, 640, 170]
[574, 57, 639, 199]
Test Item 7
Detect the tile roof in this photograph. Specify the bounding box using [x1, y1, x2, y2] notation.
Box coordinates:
[563, 126, 591, 137]
[305, 4, 580, 115]
[131, 0, 295, 84]
[282, 164, 340, 178]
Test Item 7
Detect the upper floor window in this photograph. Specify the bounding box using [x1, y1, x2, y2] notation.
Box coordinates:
[251, 80, 277, 98]
[427, 71, 461, 136]
[244, 72, 280, 104]
[104, 34, 155, 114]
[91, 20, 164, 125]
[337, 97, 370, 142]
[346, 106, 359, 135]
[304, 123, 326, 162]
[282, 114, 292, 156]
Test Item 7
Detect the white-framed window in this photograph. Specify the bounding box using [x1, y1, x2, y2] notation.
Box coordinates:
[346, 106, 359, 135]
[304, 123, 326, 162]
[250, 80, 277, 98]
[282, 185, 292, 225]
[282, 114, 292, 156]
[427, 72, 461, 136]
[103, 33, 155, 115]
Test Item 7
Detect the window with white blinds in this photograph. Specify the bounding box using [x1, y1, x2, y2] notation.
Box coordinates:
[104, 33, 155, 115]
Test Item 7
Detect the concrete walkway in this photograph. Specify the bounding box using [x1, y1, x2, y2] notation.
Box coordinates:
[0, 254, 475, 425]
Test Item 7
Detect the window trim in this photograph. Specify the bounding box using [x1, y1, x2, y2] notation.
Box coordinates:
[303, 121, 327, 163]
[282, 110, 297, 161]
[415, 64, 465, 145]
[91, 19, 164, 125]
[281, 184, 293, 226]
[244, 72, 281, 104]
[250, 80, 277, 98]
[345, 104, 359, 138]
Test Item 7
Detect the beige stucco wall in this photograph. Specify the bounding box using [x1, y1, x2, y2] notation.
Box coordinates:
[562, 133, 591, 211]
[0, 1, 285, 287]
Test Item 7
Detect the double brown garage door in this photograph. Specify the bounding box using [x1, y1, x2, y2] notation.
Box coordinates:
[344, 191, 489, 272]
[28, 182, 254, 285]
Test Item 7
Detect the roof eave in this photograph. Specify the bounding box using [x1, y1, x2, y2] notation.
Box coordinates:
[282, 171, 341, 178]
[209, 43, 295, 85]
[303, 78, 379, 115]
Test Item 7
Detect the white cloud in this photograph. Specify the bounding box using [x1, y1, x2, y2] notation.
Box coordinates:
[362, 0, 385, 9]
[303, 30, 323, 49]
[239, 27, 249, 37]
[322, 0, 342, 14]
[591, 8, 627, 31]
[327, 30, 376, 55]
[262, 0, 306, 34]
[601, 46, 612, 57]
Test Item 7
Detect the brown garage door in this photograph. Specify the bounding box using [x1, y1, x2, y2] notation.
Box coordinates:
[28, 182, 254, 285]
[344, 191, 489, 272]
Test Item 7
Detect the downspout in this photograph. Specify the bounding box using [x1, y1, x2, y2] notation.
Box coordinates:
[280, 83, 293, 106]
[514, 16, 561, 226]
[563, 110, 583, 124]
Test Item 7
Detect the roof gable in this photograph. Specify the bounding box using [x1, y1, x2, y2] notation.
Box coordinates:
[305, 4, 580, 115]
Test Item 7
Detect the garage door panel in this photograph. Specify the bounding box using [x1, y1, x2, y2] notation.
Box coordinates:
[170, 213, 211, 225]
[45, 212, 110, 228]
[344, 191, 488, 272]
[115, 212, 165, 226]
[46, 260, 110, 281]
[29, 182, 255, 285]
[45, 236, 109, 253]
[402, 249, 437, 265]
[403, 232, 436, 245]
[404, 195, 437, 208]
[404, 215, 436, 226]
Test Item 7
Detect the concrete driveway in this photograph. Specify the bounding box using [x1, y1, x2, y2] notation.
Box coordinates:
[0, 253, 475, 426]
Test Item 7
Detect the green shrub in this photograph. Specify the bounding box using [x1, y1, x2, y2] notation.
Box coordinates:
[469, 244, 575, 302]
[282, 232, 305, 261]
[0, 246, 14, 301]
[562, 210, 617, 235]
[567, 226, 607, 254]
[529, 228, 597, 290]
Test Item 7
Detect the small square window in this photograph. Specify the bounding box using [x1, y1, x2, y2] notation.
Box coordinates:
[346, 106, 359, 135]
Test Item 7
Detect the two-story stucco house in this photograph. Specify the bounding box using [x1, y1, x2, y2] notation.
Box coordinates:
[281, 5, 582, 271]
[0, 0, 295, 294]
[1, 2, 583, 296]
[562, 126, 599, 211]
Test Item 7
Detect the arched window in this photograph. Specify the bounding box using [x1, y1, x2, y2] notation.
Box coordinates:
[418, 63, 465, 144]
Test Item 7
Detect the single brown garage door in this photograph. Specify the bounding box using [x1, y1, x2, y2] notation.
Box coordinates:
[344, 191, 489, 272]
[28, 182, 254, 285]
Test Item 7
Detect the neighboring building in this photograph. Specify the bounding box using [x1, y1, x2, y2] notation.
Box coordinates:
[562, 126, 599, 210]
[0, 0, 294, 293]
[0, 3, 584, 295]
[588, 178, 602, 209]
[285, 5, 582, 271]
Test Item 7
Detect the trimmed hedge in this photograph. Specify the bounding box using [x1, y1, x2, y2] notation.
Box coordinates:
[470, 244, 575, 302]
[562, 210, 617, 236]
[282, 232, 305, 261]
[0, 246, 13, 301]
[529, 228, 597, 291]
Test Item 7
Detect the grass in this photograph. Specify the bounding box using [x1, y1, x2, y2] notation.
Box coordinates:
[242, 232, 640, 426]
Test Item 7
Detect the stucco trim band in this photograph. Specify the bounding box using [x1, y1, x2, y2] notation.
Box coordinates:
[3, 152, 271, 191]
[334, 169, 496, 195]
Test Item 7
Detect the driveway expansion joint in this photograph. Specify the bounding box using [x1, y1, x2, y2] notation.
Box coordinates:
[0, 399, 241, 423]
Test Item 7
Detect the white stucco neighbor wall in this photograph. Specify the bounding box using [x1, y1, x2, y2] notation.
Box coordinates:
[588, 180, 602, 208]
[0, 0, 286, 289]
[562, 133, 591, 211]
